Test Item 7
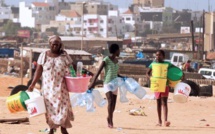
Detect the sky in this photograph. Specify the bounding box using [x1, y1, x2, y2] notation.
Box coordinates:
[5, 0, 215, 11]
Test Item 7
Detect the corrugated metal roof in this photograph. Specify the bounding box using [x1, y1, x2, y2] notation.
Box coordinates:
[22, 47, 92, 56]
[59, 36, 123, 41]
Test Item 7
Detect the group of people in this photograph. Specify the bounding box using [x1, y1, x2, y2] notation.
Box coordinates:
[28, 35, 172, 134]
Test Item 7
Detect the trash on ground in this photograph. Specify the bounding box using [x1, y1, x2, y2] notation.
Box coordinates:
[129, 108, 146, 116]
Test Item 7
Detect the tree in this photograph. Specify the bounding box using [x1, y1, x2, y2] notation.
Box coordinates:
[3, 20, 20, 36]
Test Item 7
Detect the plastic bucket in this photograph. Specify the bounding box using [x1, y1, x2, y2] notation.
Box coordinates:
[168, 80, 180, 88]
[65, 76, 91, 93]
[173, 82, 191, 103]
[167, 67, 183, 81]
[25, 96, 46, 117]
[152, 63, 168, 78]
[6, 91, 30, 113]
[150, 77, 167, 92]
[26, 89, 41, 99]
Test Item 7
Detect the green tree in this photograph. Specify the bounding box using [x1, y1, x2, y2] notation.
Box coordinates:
[3, 20, 20, 36]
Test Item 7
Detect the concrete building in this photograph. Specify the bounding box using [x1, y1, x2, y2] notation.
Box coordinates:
[19, 1, 59, 28]
[108, 10, 126, 37]
[42, 9, 125, 38]
[162, 7, 173, 26]
[0, 7, 12, 20]
[139, 7, 164, 32]
[70, 1, 117, 16]
[204, 12, 215, 51]
[133, 0, 164, 7]
[120, 9, 143, 33]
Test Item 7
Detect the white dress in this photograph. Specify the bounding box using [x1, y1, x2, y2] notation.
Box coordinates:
[37, 51, 74, 129]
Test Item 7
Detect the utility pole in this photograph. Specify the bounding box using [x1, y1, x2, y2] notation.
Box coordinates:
[202, 10, 205, 60]
[115, 25, 118, 41]
[191, 20, 195, 54]
[20, 43, 23, 85]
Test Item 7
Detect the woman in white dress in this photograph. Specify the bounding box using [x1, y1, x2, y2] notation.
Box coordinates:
[28, 35, 74, 134]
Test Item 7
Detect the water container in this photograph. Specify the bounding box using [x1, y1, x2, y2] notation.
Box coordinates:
[85, 91, 95, 112]
[116, 77, 124, 87]
[125, 78, 139, 93]
[77, 62, 83, 77]
[106, 78, 120, 92]
[133, 86, 147, 99]
[70, 93, 82, 107]
[92, 90, 107, 107]
[119, 84, 129, 103]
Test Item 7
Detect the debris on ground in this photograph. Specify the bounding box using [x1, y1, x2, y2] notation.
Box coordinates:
[129, 107, 146, 116]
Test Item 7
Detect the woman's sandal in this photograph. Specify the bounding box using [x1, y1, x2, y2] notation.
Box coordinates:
[164, 121, 171, 127]
[61, 127, 69, 134]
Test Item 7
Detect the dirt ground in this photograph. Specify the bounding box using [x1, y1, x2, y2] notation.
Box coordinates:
[0, 76, 215, 134]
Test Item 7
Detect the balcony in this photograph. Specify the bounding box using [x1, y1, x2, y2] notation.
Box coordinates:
[85, 22, 98, 27]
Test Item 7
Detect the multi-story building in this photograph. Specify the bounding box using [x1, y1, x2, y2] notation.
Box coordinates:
[19, 1, 58, 28]
[42, 9, 125, 38]
[120, 9, 143, 33]
[133, 0, 164, 7]
[139, 7, 164, 32]
[108, 10, 126, 37]
[0, 6, 12, 20]
[70, 1, 118, 16]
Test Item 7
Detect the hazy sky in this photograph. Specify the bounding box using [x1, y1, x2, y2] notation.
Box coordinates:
[5, 0, 215, 11]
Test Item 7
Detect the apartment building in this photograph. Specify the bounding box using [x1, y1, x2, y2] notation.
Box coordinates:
[19, 1, 58, 28]
[120, 9, 143, 33]
[133, 0, 164, 7]
[70, 1, 118, 16]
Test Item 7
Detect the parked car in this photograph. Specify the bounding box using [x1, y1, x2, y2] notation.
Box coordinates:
[198, 68, 215, 80]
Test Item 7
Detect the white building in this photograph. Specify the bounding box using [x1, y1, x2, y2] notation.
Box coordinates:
[42, 9, 126, 38]
[120, 9, 143, 33]
[0, 6, 12, 20]
[108, 10, 126, 37]
[19, 1, 58, 28]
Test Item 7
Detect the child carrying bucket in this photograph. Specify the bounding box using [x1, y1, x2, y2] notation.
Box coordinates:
[88, 44, 126, 128]
[146, 50, 172, 127]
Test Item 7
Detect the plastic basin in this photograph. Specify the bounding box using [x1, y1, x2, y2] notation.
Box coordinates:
[167, 66, 183, 81]
[65, 76, 91, 93]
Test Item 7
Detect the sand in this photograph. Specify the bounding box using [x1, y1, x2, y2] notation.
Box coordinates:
[0, 76, 215, 134]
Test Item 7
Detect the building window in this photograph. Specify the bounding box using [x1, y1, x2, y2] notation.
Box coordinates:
[92, 6, 94, 8]
[126, 17, 131, 21]
[100, 20, 104, 23]
[100, 28, 103, 31]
